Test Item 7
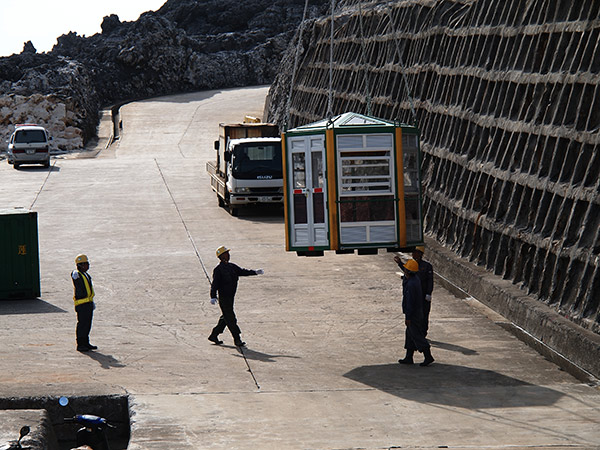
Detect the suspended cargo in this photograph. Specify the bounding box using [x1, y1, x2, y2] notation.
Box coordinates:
[0, 208, 41, 299]
[282, 112, 423, 256]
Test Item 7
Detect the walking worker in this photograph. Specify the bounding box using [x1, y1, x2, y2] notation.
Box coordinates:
[72, 254, 97, 352]
[413, 245, 434, 336]
[208, 246, 263, 347]
[393, 257, 434, 366]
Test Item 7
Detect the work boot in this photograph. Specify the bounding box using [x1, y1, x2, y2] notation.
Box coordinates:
[208, 334, 223, 345]
[398, 350, 414, 365]
[420, 348, 434, 367]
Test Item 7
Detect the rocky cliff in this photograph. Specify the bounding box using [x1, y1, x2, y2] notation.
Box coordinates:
[267, 0, 600, 337]
[0, 0, 327, 150]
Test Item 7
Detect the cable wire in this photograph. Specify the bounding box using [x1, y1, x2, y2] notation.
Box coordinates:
[286, 0, 310, 130]
[327, 0, 336, 119]
[357, 1, 372, 116]
[155, 159, 212, 285]
[385, 2, 418, 125]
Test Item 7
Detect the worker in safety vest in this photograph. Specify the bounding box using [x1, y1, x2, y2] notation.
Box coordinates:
[72, 254, 97, 352]
[208, 246, 263, 347]
[394, 258, 434, 367]
[412, 245, 434, 337]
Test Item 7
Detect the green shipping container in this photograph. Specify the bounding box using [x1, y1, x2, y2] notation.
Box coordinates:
[0, 209, 41, 299]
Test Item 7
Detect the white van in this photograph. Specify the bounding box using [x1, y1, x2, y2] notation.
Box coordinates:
[7, 124, 51, 169]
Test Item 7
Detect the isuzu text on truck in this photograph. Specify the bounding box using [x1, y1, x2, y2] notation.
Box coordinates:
[206, 118, 283, 216]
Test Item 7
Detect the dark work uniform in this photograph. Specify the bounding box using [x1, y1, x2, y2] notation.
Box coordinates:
[72, 270, 94, 348]
[417, 259, 434, 336]
[402, 274, 430, 352]
[210, 261, 257, 340]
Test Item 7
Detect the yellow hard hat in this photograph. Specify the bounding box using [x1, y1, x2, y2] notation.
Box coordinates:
[75, 254, 89, 264]
[216, 246, 230, 258]
[404, 259, 419, 273]
[414, 245, 425, 254]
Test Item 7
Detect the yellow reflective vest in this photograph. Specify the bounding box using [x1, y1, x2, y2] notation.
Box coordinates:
[73, 270, 95, 307]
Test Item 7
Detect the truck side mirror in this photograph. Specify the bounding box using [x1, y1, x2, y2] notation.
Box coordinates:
[224, 151, 231, 162]
[214, 140, 219, 150]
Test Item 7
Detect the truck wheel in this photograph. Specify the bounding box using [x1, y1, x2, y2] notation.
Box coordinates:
[13, 163, 20, 169]
[229, 204, 238, 216]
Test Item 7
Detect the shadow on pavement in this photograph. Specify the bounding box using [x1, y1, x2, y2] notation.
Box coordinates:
[83, 351, 126, 369]
[344, 363, 564, 409]
[13, 164, 61, 173]
[430, 340, 479, 355]
[238, 346, 300, 363]
[0, 299, 66, 315]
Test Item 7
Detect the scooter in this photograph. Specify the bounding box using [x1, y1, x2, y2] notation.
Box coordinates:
[0, 426, 30, 450]
[60, 397, 114, 450]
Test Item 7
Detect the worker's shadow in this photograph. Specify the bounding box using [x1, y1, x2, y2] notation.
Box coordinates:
[429, 340, 479, 355]
[227, 345, 300, 363]
[343, 363, 564, 409]
[82, 351, 126, 370]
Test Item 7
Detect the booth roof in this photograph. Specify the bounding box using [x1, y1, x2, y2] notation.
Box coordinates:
[289, 112, 397, 132]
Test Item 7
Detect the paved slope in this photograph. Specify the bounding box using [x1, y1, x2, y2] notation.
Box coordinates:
[0, 87, 598, 449]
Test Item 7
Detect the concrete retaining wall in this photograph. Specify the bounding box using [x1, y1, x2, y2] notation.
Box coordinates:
[267, 0, 599, 375]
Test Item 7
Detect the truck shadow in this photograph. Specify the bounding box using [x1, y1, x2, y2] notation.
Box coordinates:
[344, 363, 564, 409]
[226, 205, 285, 223]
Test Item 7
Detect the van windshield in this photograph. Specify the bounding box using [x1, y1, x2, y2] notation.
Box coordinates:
[232, 142, 283, 180]
[15, 130, 46, 144]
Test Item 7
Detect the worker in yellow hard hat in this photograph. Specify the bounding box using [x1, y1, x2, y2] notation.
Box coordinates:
[208, 246, 264, 347]
[412, 245, 434, 337]
[71, 254, 97, 352]
[393, 256, 434, 366]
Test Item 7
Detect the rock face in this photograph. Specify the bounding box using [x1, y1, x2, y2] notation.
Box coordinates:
[267, 0, 600, 335]
[0, 53, 99, 150]
[0, 0, 327, 150]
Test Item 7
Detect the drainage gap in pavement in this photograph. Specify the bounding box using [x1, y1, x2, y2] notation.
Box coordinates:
[0, 394, 130, 449]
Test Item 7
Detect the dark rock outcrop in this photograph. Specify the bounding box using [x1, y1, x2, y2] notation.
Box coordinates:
[0, 0, 327, 149]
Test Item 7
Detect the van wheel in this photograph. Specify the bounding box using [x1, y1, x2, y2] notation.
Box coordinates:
[43, 161, 50, 168]
[13, 163, 20, 169]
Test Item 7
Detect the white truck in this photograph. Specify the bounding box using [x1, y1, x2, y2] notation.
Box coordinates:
[206, 119, 283, 216]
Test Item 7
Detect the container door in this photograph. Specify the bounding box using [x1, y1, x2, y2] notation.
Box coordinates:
[288, 135, 328, 248]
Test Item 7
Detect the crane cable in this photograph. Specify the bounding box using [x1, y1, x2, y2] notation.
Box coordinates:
[385, 2, 418, 126]
[327, 0, 336, 120]
[286, 0, 311, 130]
[357, 1, 372, 116]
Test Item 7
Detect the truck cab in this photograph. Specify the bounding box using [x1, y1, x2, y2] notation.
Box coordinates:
[207, 121, 283, 216]
[225, 136, 283, 205]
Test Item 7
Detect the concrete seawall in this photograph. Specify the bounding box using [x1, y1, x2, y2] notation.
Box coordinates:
[267, 0, 600, 375]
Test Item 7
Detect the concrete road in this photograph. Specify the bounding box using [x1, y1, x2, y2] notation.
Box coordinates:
[1, 86, 599, 449]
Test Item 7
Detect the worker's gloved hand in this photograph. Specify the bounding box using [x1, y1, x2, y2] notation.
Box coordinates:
[255, 269, 264, 275]
[210, 298, 218, 305]
[425, 295, 432, 301]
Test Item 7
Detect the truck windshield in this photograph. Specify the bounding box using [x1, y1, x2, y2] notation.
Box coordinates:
[15, 130, 46, 144]
[232, 142, 283, 180]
